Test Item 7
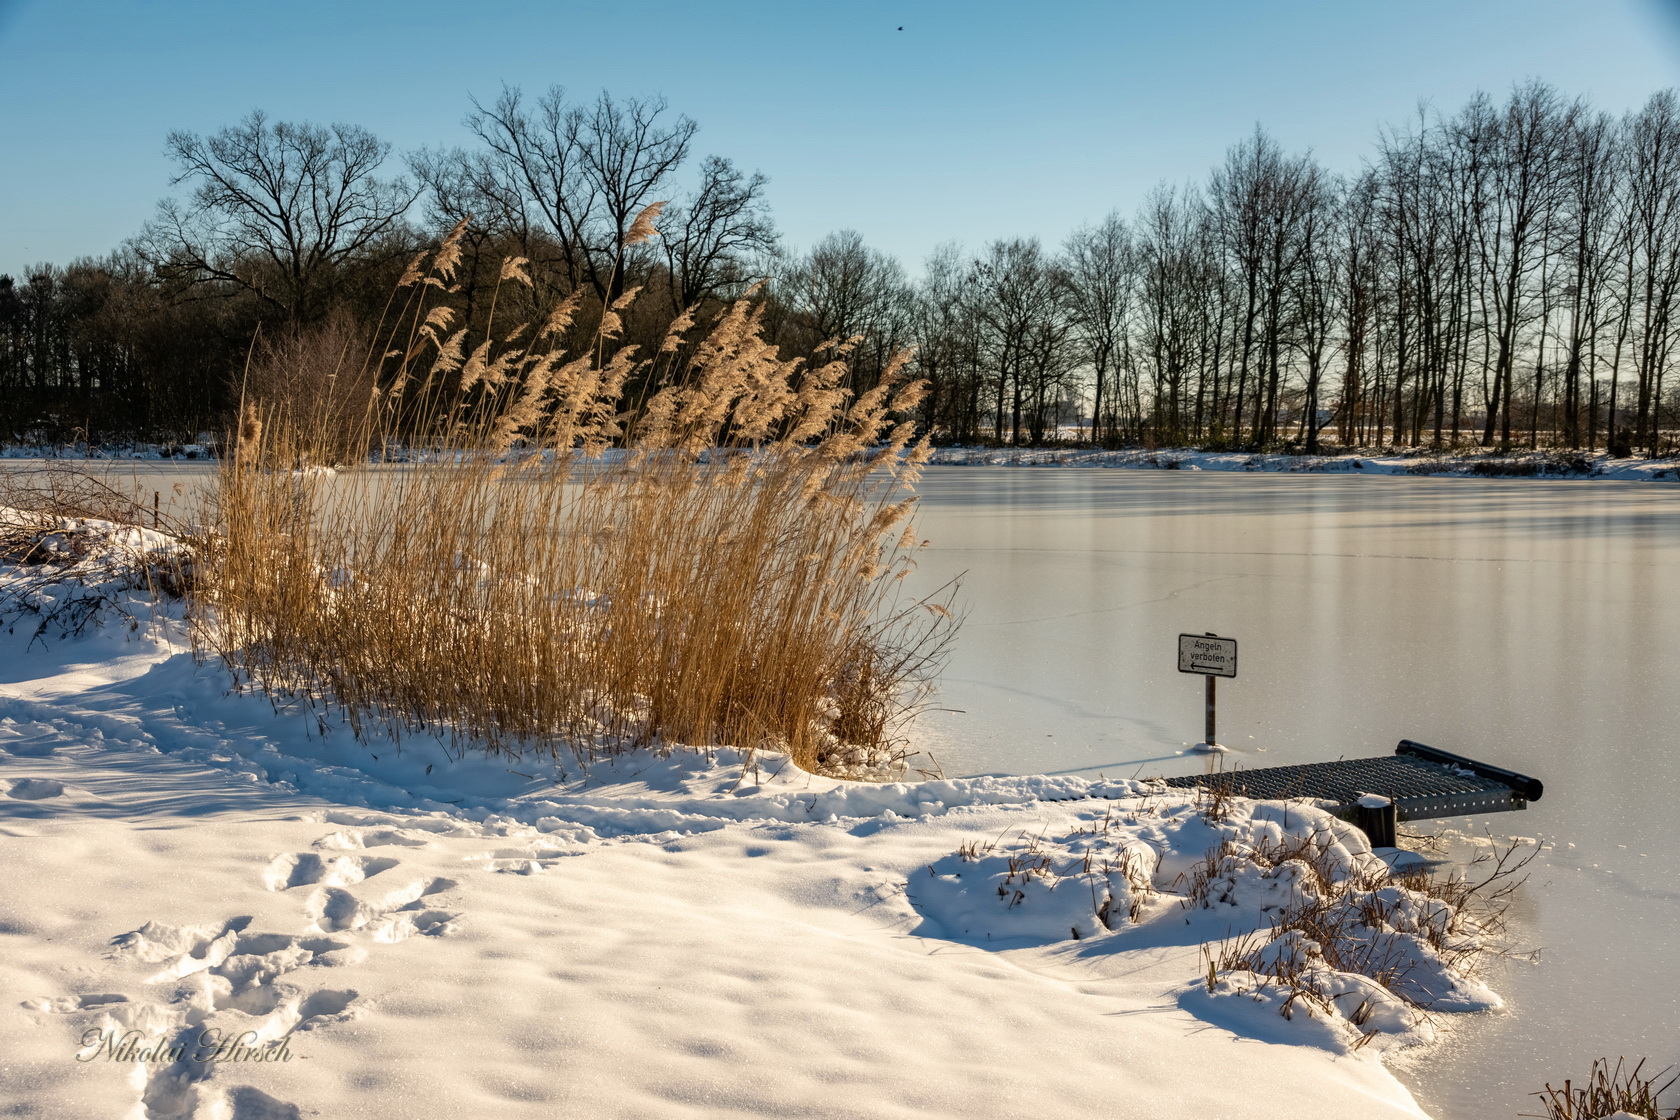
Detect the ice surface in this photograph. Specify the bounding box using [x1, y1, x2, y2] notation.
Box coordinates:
[900, 469, 1680, 1120]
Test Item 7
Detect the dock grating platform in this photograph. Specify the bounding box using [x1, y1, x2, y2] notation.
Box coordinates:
[1158, 741, 1543, 822]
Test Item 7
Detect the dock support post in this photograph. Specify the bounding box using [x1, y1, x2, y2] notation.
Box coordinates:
[1355, 798, 1398, 848]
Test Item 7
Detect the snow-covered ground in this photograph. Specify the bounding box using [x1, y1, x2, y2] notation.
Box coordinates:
[1, 553, 1500, 1118]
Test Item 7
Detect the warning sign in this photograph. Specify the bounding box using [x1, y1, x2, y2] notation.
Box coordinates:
[1178, 634, 1237, 678]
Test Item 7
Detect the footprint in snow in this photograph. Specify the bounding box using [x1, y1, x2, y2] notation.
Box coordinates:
[312, 826, 432, 850]
[262, 851, 400, 890]
[3, 777, 65, 799]
[304, 876, 460, 940]
[36, 919, 365, 1120]
[19, 991, 131, 1014]
[0, 727, 59, 756]
[25, 826, 469, 1118]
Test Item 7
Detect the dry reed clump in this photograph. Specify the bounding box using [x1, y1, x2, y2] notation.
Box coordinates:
[202, 213, 958, 773]
[1528, 1058, 1679, 1120]
[0, 465, 196, 639]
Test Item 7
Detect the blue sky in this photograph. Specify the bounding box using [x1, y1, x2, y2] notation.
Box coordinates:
[2, 0, 1678, 276]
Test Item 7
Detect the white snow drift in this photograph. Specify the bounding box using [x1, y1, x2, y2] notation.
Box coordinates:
[0, 558, 1502, 1119]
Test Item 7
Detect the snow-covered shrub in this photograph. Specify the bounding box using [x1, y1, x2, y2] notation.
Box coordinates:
[1, 467, 196, 640]
[913, 793, 1528, 1052]
[918, 808, 1159, 944]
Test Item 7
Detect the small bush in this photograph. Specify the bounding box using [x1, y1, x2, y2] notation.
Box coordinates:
[0, 465, 195, 639]
[244, 308, 378, 466]
[1180, 798, 1536, 1054]
[1200, 831, 1533, 1012]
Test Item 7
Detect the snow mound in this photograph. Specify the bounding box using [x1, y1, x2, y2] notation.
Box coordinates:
[910, 794, 1502, 1052]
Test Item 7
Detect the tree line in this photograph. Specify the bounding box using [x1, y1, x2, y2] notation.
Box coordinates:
[4, 80, 1678, 456]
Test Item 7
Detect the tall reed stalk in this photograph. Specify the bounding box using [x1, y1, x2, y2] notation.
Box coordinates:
[200, 215, 956, 772]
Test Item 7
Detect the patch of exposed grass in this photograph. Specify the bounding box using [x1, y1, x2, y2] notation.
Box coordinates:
[1527, 1058, 1679, 1120]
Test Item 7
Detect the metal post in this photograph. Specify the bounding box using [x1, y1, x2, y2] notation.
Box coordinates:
[1205, 674, 1215, 747]
[1355, 798, 1398, 848]
[1180, 630, 1235, 754]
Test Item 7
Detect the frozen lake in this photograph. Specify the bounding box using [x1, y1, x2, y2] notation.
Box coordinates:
[10, 458, 1679, 1117]
[904, 467, 1680, 1120]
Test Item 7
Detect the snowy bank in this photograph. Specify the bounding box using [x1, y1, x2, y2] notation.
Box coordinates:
[929, 444, 1680, 481]
[0, 578, 1493, 1118]
[9, 441, 1680, 484]
[1, 440, 218, 462]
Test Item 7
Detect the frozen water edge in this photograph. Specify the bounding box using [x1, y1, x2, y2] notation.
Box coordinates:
[927, 444, 1680, 481]
[8, 443, 1680, 483]
[0, 592, 1478, 1117]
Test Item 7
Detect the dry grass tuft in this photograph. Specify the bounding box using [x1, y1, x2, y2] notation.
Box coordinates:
[1527, 1058, 1679, 1120]
[201, 219, 958, 772]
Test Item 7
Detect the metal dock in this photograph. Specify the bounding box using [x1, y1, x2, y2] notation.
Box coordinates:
[1159, 740, 1543, 843]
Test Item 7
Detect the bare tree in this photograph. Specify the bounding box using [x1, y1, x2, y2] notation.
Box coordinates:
[1209, 130, 1272, 443]
[1133, 186, 1212, 444]
[1336, 170, 1382, 445]
[1297, 183, 1345, 450]
[1063, 213, 1134, 445]
[910, 243, 983, 442]
[969, 238, 1068, 445]
[780, 230, 911, 394]
[659, 155, 777, 309]
[1464, 83, 1575, 446]
[465, 86, 697, 301]
[1556, 109, 1620, 448]
[1209, 128, 1326, 444]
[140, 110, 417, 321]
[1622, 90, 1680, 456]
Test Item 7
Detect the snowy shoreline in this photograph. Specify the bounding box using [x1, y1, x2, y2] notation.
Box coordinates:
[0, 568, 1505, 1118]
[6, 441, 1680, 484]
[928, 444, 1680, 481]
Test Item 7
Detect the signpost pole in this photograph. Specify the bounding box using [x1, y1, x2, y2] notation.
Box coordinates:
[1205, 674, 1215, 747]
[1178, 630, 1236, 753]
